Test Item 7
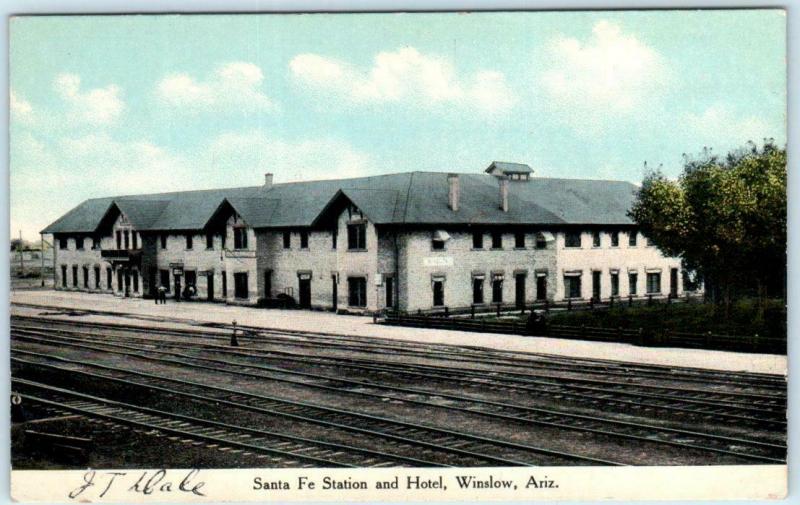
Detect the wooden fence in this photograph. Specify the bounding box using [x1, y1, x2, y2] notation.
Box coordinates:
[380, 313, 785, 354]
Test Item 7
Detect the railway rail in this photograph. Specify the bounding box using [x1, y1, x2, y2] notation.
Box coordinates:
[12, 333, 786, 464]
[12, 355, 619, 467]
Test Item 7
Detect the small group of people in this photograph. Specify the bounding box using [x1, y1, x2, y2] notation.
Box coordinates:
[154, 282, 197, 304]
[154, 284, 168, 304]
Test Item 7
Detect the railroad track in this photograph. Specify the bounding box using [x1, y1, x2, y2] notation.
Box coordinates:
[10, 312, 786, 390]
[12, 335, 786, 464]
[12, 378, 439, 468]
[11, 324, 787, 429]
[12, 355, 619, 467]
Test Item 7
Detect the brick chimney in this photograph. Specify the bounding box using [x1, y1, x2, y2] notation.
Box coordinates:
[499, 175, 509, 212]
[447, 173, 460, 211]
[264, 173, 274, 189]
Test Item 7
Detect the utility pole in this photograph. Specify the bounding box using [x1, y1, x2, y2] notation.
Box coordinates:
[18, 230, 24, 278]
[40, 233, 45, 287]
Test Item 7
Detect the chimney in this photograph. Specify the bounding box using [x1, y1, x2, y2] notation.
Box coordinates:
[447, 173, 460, 211]
[499, 175, 509, 212]
[264, 173, 274, 189]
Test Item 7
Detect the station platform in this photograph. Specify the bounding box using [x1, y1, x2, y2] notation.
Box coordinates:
[9, 289, 787, 375]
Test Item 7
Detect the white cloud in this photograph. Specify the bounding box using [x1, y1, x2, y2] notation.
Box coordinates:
[10, 89, 34, 123]
[53, 73, 125, 125]
[683, 105, 773, 152]
[206, 130, 374, 181]
[290, 47, 515, 114]
[156, 62, 275, 113]
[539, 21, 670, 130]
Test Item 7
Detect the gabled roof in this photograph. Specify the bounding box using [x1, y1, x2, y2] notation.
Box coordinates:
[42, 170, 639, 234]
[485, 161, 534, 175]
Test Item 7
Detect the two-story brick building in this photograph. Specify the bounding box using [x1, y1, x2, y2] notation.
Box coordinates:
[42, 162, 685, 313]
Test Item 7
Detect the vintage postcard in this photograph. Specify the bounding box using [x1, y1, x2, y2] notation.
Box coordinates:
[8, 8, 787, 503]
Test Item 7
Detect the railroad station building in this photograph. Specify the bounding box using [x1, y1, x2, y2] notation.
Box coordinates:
[43, 162, 684, 313]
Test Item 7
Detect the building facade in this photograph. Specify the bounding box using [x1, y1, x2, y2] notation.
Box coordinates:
[43, 163, 686, 313]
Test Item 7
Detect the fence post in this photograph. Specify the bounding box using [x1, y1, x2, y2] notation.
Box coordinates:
[544, 299, 550, 314]
[521, 304, 526, 315]
[706, 331, 713, 348]
[609, 296, 614, 309]
[752, 333, 759, 352]
[589, 297, 594, 310]
[496, 303, 501, 317]
[567, 298, 572, 311]
[638, 327, 645, 346]
[647, 294, 653, 306]
[617, 326, 623, 343]
[444, 306, 449, 318]
[470, 304, 475, 319]
[628, 295, 633, 307]
[580, 324, 586, 339]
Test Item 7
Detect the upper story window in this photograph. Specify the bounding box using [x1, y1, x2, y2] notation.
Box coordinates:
[160, 234, 167, 249]
[91, 237, 100, 250]
[629, 231, 638, 247]
[592, 231, 601, 247]
[116, 231, 122, 250]
[535, 233, 547, 250]
[472, 232, 483, 249]
[132, 232, 138, 250]
[300, 231, 309, 249]
[123, 230, 130, 250]
[185, 234, 193, 250]
[514, 232, 525, 249]
[565, 231, 582, 248]
[59, 237, 68, 250]
[283, 231, 291, 249]
[75, 237, 85, 250]
[332, 229, 338, 249]
[347, 223, 367, 250]
[491, 232, 502, 250]
[206, 233, 214, 250]
[432, 238, 445, 250]
[610, 231, 619, 247]
[233, 227, 248, 249]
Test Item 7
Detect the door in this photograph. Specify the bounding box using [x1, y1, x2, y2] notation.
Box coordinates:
[536, 275, 547, 300]
[515, 273, 526, 308]
[592, 271, 601, 301]
[299, 278, 311, 308]
[207, 272, 214, 301]
[174, 274, 182, 300]
[385, 276, 394, 309]
[264, 271, 272, 299]
[148, 269, 157, 297]
[331, 275, 338, 312]
[670, 268, 679, 296]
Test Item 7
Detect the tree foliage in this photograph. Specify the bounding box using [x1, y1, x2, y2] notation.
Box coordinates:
[629, 141, 786, 304]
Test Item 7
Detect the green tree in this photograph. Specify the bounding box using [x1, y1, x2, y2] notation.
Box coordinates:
[629, 141, 786, 310]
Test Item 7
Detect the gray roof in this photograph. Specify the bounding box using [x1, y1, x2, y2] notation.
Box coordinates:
[42, 172, 638, 234]
[485, 161, 534, 174]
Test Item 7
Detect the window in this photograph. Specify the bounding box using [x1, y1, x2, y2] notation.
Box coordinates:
[347, 277, 367, 307]
[611, 272, 619, 296]
[629, 272, 638, 295]
[472, 232, 483, 249]
[592, 231, 601, 247]
[432, 279, 445, 307]
[234, 272, 249, 299]
[221, 271, 227, 298]
[94, 267, 100, 289]
[132, 232, 138, 250]
[91, 237, 99, 250]
[185, 270, 197, 287]
[629, 232, 638, 247]
[159, 269, 170, 292]
[59, 238, 68, 250]
[491, 275, 504, 303]
[234, 227, 248, 249]
[72, 265, 78, 287]
[564, 274, 581, 298]
[83, 266, 89, 288]
[432, 237, 445, 250]
[332, 229, 338, 249]
[132, 271, 139, 292]
[472, 277, 484, 304]
[206, 233, 214, 250]
[76, 237, 85, 250]
[283, 231, 291, 249]
[535, 234, 547, 249]
[536, 274, 547, 301]
[107, 268, 112, 290]
[565, 231, 582, 248]
[347, 223, 367, 250]
[160, 234, 167, 249]
[592, 271, 601, 300]
[491, 232, 502, 250]
[124, 230, 130, 250]
[611, 231, 619, 247]
[647, 272, 662, 294]
[185, 234, 193, 249]
[116, 231, 122, 250]
[300, 231, 309, 249]
[61, 265, 67, 287]
[514, 232, 525, 249]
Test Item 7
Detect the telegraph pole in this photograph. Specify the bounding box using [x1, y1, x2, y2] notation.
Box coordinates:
[18, 230, 24, 277]
[40, 233, 45, 287]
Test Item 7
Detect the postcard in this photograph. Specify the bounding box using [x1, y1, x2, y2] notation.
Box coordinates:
[8, 8, 787, 502]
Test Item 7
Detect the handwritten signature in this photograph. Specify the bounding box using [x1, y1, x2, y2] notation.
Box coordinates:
[69, 468, 206, 499]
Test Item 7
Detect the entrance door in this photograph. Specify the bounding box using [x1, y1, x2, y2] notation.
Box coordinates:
[207, 272, 214, 301]
[124, 270, 131, 297]
[174, 274, 182, 301]
[264, 271, 272, 299]
[299, 278, 311, 308]
[536, 275, 547, 300]
[331, 275, 338, 312]
[670, 268, 679, 296]
[148, 269, 157, 298]
[592, 271, 601, 301]
[385, 276, 394, 309]
[515, 273, 526, 308]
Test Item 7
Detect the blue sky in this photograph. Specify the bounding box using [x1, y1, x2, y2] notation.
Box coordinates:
[10, 10, 786, 241]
